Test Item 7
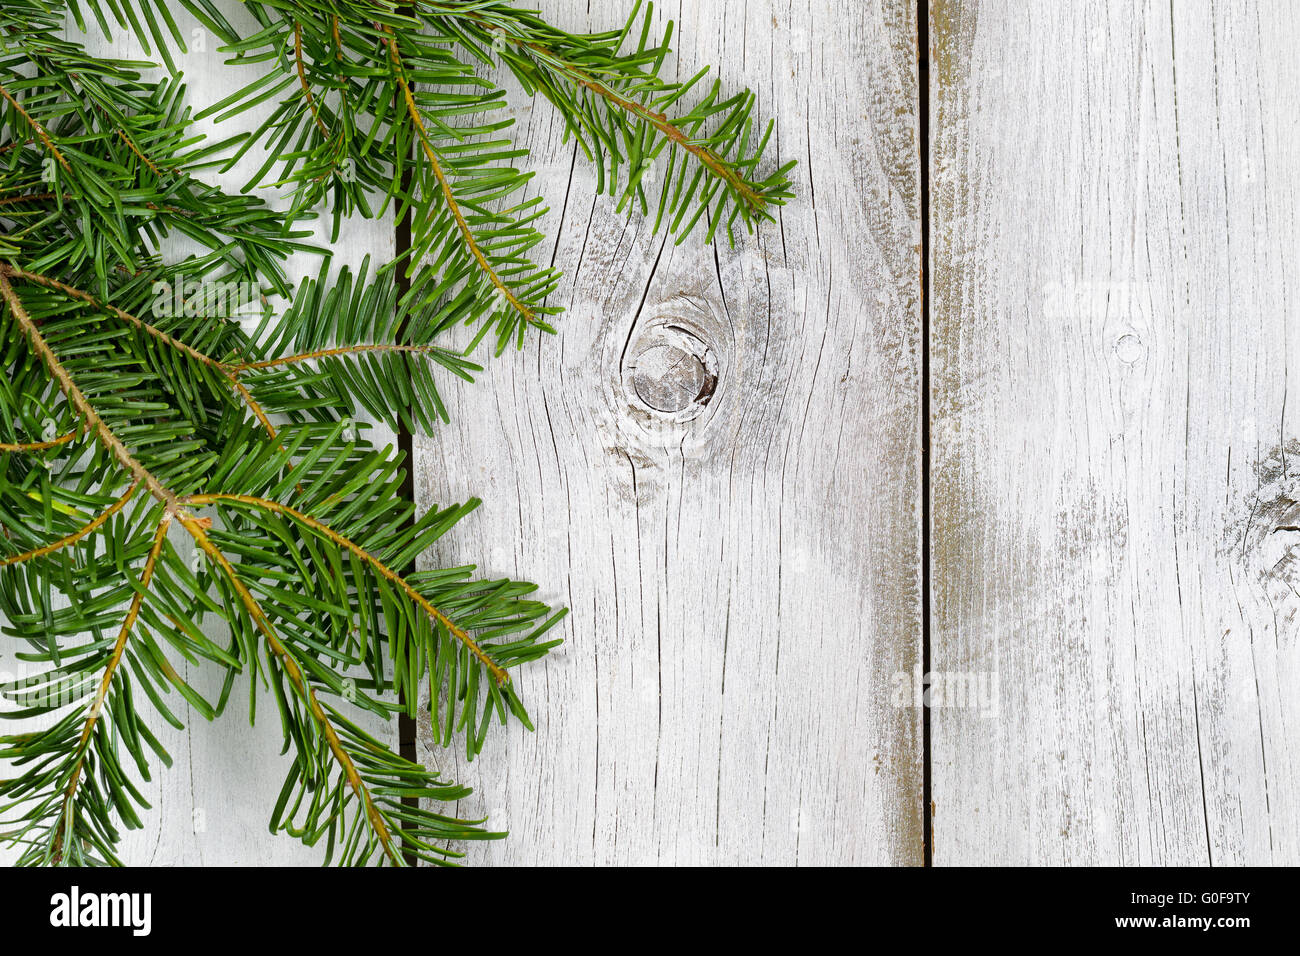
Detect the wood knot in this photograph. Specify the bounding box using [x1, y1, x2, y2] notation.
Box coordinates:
[1226, 439, 1300, 625]
[622, 323, 717, 422]
[1113, 332, 1145, 364]
[631, 343, 709, 412]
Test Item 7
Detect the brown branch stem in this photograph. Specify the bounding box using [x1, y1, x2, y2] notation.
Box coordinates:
[231, 342, 439, 372]
[116, 128, 165, 178]
[0, 482, 137, 567]
[294, 22, 330, 138]
[385, 28, 539, 326]
[0, 429, 78, 452]
[0, 192, 60, 207]
[51, 515, 170, 863]
[0, 82, 71, 174]
[180, 513, 401, 865]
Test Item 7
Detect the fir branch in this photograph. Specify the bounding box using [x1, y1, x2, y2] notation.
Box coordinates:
[186, 492, 510, 685]
[0, 481, 137, 568]
[0, 429, 77, 452]
[179, 512, 403, 866]
[51, 514, 169, 863]
[0, 271, 179, 507]
[432, 0, 796, 242]
[0, 264, 278, 442]
[0, 80, 71, 174]
[386, 27, 539, 330]
[463, 10, 771, 213]
[3, 265, 226, 373]
[2, 265, 459, 864]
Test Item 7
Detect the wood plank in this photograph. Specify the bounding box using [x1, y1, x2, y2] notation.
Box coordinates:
[414, 0, 924, 865]
[2, 4, 395, 865]
[931, 0, 1300, 864]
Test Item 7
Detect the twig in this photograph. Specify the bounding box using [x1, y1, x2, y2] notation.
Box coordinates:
[0, 82, 71, 174]
[52, 515, 170, 863]
[0, 429, 77, 452]
[231, 343, 440, 372]
[0, 482, 137, 567]
[294, 22, 330, 138]
[385, 28, 540, 327]
[457, 12, 770, 213]
[0, 273, 179, 508]
[0, 265, 279, 442]
[181, 513, 403, 865]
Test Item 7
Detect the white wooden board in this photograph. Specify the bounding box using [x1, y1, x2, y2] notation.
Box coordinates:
[415, 0, 924, 866]
[931, 0, 1300, 865]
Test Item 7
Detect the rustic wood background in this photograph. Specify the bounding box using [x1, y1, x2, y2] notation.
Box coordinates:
[932, 0, 1300, 866]
[7, 0, 1300, 866]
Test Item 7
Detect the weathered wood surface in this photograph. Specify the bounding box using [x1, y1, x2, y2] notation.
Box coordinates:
[931, 0, 1300, 864]
[19, 0, 1297, 871]
[415, 0, 924, 866]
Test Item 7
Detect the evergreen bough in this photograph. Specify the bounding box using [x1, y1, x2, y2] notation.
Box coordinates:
[0, 0, 793, 866]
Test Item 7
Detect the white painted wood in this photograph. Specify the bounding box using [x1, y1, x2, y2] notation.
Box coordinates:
[931, 0, 1300, 864]
[1, 2, 395, 865]
[414, 0, 924, 865]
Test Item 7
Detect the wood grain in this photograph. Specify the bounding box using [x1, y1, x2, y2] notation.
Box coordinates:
[414, 0, 924, 865]
[931, 0, 1300, 864]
